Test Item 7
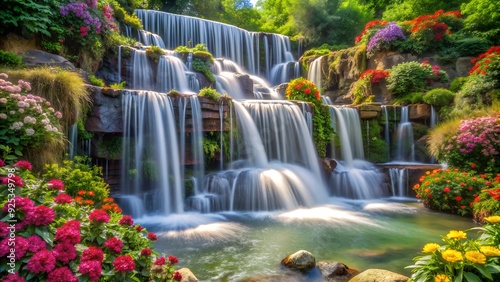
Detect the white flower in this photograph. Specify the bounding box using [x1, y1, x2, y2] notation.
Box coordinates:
[0, 113, 7, 119]
[9, 111, 15, 115]
[23, 116, 36, 124]
[25, 128, 35, 136]
[41, 118, 50, 125]
[0, 98, 7, 104]
[10, 122, 23, 130]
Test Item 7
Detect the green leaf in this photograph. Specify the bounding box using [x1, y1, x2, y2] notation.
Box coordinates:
[472, 264, 493, 280]
[464, 272, 483, 282]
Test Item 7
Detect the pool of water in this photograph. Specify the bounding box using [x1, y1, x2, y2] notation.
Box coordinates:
[140, 198, 476, 281]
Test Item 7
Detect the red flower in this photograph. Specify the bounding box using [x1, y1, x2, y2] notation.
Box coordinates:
[55, 193, 72, 204]
[168, 255, 179, 265]
[304, 88, 311, 95]
[119, 215, 134, 226]
[2, 273, 25, 282]
[27, 235, 46, 253]
[89, 209, 110, 223]
[141, 248, 152, 256]
[13, 160, 32, 171]
[55, 225, 81, 245]
[81, 246, 104, 262]
[47, 266, 77, 282]
[26, 250, 56, 274]
[455, 196, 462, 201]
[48, 179, 64, 190]
[1, 175, 24, 187]
[80, 26, 88, 37]
[135, 225, 144, 232]
[113, 255, 135, 273]
[154, 256, 166, 266]
[471, 163, 477, 168]
[147, 232, 158, 241]
[52, 243, 77, 264]
[25, 205, 55, 226]
[78, 260, 102, 282]
[173, 271, 183, 281]
[0, 236, 29, 259]
[443, 187, 450, 193]
[105, 237, 123, 253]
[0, 159, 5, 167]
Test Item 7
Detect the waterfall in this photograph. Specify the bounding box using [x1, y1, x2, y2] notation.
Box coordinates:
[131, 49, 154, 90]
[329, 106, 364, 163]
[430, 105, 438, 128]
[68, 124, 78, 159]
[137, 29, 166, 48]
[308, 56, 323, 93]
[219, 101, 224, 170]
[156, 55, 193, 93]
[394, 106, 415, 162]
[382, 106, 391, 161]
[389, 168, 408, 197]
[121, 90, 183, 215]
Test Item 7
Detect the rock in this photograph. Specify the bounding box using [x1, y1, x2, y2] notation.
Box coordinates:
[348, 269, 409, 282]
[408, 104, 431, 120]
[241, 273, 305, 282]
[321, 158, 338, 174]
[85, 86, 123, 133]
[281, 250, 316, 272]
[178, 268, 199, 282]
[456, 57, 474, 77]
[317, 261, 358, 281]
[22, 49, 75, 70]
[234, 73, 254, 98]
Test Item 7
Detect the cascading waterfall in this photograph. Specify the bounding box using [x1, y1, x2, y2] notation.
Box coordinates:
[131, 49, 154, 90]
[157, 55, 194, 94]
[307, 56, 323, 93]
[328, 106, 387, 199]
[394, 106, 415, 162]
[382, 105, 391, 161]
[389, 168, 408, 197]
[121, 90, 183, 216]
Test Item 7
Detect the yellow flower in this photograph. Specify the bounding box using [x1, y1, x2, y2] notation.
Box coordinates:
[422, 243, 440, 253]
[434, 274, 450, 282]
[485, 216, 500, 224]
[442, 249, 463, 263]
[465, 250, 486, 264]
[480, 246, 500, 257]
[446, 230, 467, 240]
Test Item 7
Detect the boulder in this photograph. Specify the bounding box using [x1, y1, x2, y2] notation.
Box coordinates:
[455, 57, 474, 77]
[281, 250, 316, 272]
[408, 104, 431, 120]
[178, 268, 199, 282]
[22, 49, 75, 70]
[85, 86, 122, 133]
[348, 269, 408, 282]
[317, 261, 358, 281]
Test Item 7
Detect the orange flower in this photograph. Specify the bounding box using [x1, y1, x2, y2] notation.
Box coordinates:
[414, 183, 420, 189]
[87, 191, 95, 197]
[83, 200, 94, 205]
[471, 163, 476, 168]
[419, 176, 425, 182]
[78, 190, 86, 195]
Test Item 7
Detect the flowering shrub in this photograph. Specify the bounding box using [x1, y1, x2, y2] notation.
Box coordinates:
[366, 22, 406, 54]
[440, 116, 500, 173]
[0, 160, 182, 281]
[387, 61, 448, 97]
[409, 10, 461, 42]
[407, 220, 500, 281]
[472, 173, 500, 222]
[414, 168, 487, 216]
[286, 78, 333, 157]
[0, 73, 63, 161]
[469, 46, 500, 77]
[352, 69, 390, 104]
[355, 20, 388, 45]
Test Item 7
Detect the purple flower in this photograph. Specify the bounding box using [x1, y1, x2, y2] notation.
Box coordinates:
[367, 22, 406, 52]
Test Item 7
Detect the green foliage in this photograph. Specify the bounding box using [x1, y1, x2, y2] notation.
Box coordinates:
[199, 87, 222, 101]
[109, 81, 126, 90]
[0, 0, 55, 36]
[474, 181, 500, 221]
[393, 92, 424, 105]
[286, 77, 333, 157]
[382, 0, 465, 22]
[362, 119, 388, 163]
[192, 59, 216, 82]
[145, 45, 165, 63]
[0, 50, 23, 67]
[461, 0, 500, 33]
[455, 37, 492, 57]
[218, 0, 262, 31]
[203, 132, 220, 160]
[77, 116, 94, 140]
[423, 88, 455, 107]
[387, 61, 432, 96]
[450, 77, 468, 93]
[89, 74, 106, 87]
[193, 51, 214, 63]
[454, 75, 496, 112]
[97, 135, 122, 159]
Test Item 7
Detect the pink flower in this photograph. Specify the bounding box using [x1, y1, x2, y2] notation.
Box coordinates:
[13, 160, 32, 170]
[104, 237, 123, 253]
[154, 256, 166, 266]
[0, 159, 5, 167]
[89, 209, 110, 223]
[2, 273, 25, 282]
[119, 215, 134, 226]
[443, 187, 450, 193]
[113, 255, 135, 273]
[62, 219, 81, 229]
[0, 221, 9, 237]
[48, 179, 65, 190]
[80, 26, 88, 37]
[27, 235, 46, 253]
[1, 175, 24, 187]
[47, 266, 77, 282]
[168, 255, 179, 265]
[26, 250, 56, 273]
[78, 260, 102, 282]
[55, 225, 81, 245]
[81, 246, 104, 262]
[173, 271, 183, 281]
[52, 243, 77, 263]
[25, 205, 55, 226]
[141, 248, 152, 256]
[135, 225, 144, 232]
[0, 236, 29, 259]
[147, 232, 157, 241]
[55, 193, 72, 204]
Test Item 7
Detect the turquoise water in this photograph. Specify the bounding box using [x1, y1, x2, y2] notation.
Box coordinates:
[144, 199, 476, 281]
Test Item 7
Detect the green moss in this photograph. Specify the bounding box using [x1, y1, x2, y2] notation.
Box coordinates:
[423, 88, 455, 107]
[199, 87, 221, 102]
[361, 119, 388, 163]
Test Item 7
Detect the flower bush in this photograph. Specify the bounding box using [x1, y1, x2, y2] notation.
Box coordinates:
[0, 73, 63, 162]
[352, 69, 390, 104]
[407, 220, 500, 281]
[285, 77, 333, 157]
[413, 168, 487, 216]
[473, 174, 500, 222]
[439, 116, 500, 173]
[366, 22, 406, 55]
[0, 160, 182, 281]
[469, 46, 500, 82]
[355, 20, 388, 45]
[387, 61, 448, 97]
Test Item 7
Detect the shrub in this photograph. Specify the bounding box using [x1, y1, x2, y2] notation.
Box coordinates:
[413, 168, 486, 216]
[0, 160, 183, 281]
[423, 88, 455, 107]
[286, 77, 333, 157]
[366, 22, 406, 55]
[89, 74, 105, 87]
[354, 20, 388, 45]
[192, 59, 215, 82]
[387, 61, 432, 96]
[145, 45, 165, 63]
[0, 50, 23, 67]
[473, 174, 500, 221]
[439, 115, 500, 173]
[455, 37, 492, 57]
[450, 77, 468, 92]
[109, 81, 126, 90]
[193, 51, 214, 64]
[352, 69, 390, 104]
[407, 220, 500, 281]
[198, 87, 221, 102]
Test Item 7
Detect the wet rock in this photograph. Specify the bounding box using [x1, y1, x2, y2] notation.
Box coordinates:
[408, 104, 431, 120]
[241, 273, 305, 282]
[178, 268, 199, 282]
[22, 49, 75, 70]
[348, 269, 409, 282]
[281, 250, 316, 272]
[321, 158, 337, 174]
[456, 57, 474, 77]
[317, 261, 358, 281]
[85, 86, 122, 133]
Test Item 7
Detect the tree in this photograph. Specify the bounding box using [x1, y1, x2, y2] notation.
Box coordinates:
[220, 0, 262, 31]
[382, 0, 466, 22]
[461, 0, 500, 32]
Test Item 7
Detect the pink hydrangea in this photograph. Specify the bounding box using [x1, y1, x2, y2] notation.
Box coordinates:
[48, 179, 65, 190]
[25, 205, 55, 226]
[168, 255, 179, 265]
[104, 237, 123, 253]
[54, 193, 72, 204]
[78, 260, 102, 282]
[81, 246, 104, 262]
[118, 215, 134, 226]
[13, 160, 32, 171]
[55, 225, 81, 245]
[89, 209, 110, 223]
[0, 236, 29, 259]
[53, 242, 77, 263]
[141, 248, 152, 256]
[173, 271, 183, 281]
[154, 256, 166, 266]
[113, 255, 135, 273]
[62, 219, 81, 229]
[147, 232, 157, 241]
[2, 196, 33, 213]
[0, 159, 5, 167]
[0, 175, 24, 187]
[27, 235, 46, 253]
[2, 273, 25, 282]
[47, 266, 77, 282]
[26, 250, 56, 273]
[0, 221, 9, 237]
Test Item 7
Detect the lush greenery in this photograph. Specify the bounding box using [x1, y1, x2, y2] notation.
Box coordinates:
[352, 69, 389, 104]
[0, 159, 182, 281]
[407, 220, 500, 281]
[285, 77, 333, 157]
[198, 87, 222, 102]
[423, 88, 455, 107]
[386, 61, 448, 97]
[361, 119, 387, 163]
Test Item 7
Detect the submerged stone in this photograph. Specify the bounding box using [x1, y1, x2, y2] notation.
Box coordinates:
[281, 250, 316, 272]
